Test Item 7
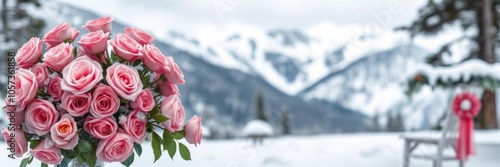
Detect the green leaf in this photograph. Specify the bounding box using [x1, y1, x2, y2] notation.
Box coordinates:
[153, 114, 169, 123]
[56, 158, 70, 167]
[87, 156, 97, 167]
[178, 143, 191, 160]
[78, 140, 92, 153]
[30, 140, 42, 149]
[27, 154, 34, 163]
[167, 141, 177, 159]
[77, 154, 85, 164]
[171, 132, 184, 140]
[141, 74, 150, 88]
[121, 152, 135, 167]
[149, 106, 160, 117]
[81, 152, 91, 159]
[163, 131, 174, 151]
[151, 131, 162, 162]
[62, 149, 78, 159]
[134, 143, 143, 157]
[41, 162, 48, 167]
[79, 130, 92, 140]
[132, 59, 142, 66]
[20, 157, 29, 167]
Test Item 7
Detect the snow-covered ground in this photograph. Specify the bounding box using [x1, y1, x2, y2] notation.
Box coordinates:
[2, 131, 500, 167]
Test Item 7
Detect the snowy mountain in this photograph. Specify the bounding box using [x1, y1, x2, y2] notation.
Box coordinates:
[18, 3, 367, 135]
[298, 45, 454, 130]
[9, 0, 460, 134]
[157, 22, 411, 95]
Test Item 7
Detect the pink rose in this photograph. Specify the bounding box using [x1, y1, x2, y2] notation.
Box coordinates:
[60, 91, 91, 117]
[50, 114, 78, 150]
[12, 68, 37, 111]
[130, 89, 154, 113]
[158, 80, 180, 97]
[142, 44, 170, 73]
[47, 76, 63, 101]
[77, 47, 107, 63]
[160, 94, 185, 132]
[42, 43, 74, 72]
[31, 140, 62, 165]
[1, 127, 28, 157]
[24, 99, 58, 136]
[82, 16, 114, 33]
[90, 84, 120, 118]
[15, 37, 42, 69]
[110, 33, 143, 62]
[164, 57, 185, 85]
[120, 110, 147, 143]
[105, 63, 143, 101]
[84, 116, 118, 139]
[77, 30, 110, 55]
[184, 115, 202, 146]
[31, 63, 49, 87]
[124, 27, 155, 45]
[42, 22, 79, 49]
[96, 132, 134, 162]
[61, 56, 103, 94]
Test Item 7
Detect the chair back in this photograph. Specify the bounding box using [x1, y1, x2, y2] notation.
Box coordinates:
[440, 109, 459, 142]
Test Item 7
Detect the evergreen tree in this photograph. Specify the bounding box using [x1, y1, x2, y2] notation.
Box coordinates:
[254, 90, 269, 122]
[400, 0, 498, 129]
[280, 107, 291, 135]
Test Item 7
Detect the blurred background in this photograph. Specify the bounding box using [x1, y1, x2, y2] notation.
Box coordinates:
[2, 0, 500, 166]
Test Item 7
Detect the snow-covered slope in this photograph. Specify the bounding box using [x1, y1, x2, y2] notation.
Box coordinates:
[298, 45, 455, 130]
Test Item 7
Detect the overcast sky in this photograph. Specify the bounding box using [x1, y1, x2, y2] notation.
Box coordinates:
[61, 0, 427, 31]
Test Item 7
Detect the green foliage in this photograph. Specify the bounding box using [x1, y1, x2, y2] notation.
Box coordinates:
[406, 73, 500, 98]
[163, 131, 175, 151]
[121, 152, 135, 167]
[149, 106, 160, 118]
[56, 158, 70, 167]
[78, 140, 92, 153]
[134, 143, 143, 157]
[20, 157, 29, 167]
[20, 155, 33, 167]
[171, 131, 185, 139]
[153, 114, 169, 123]
[178, 143, 191, 161]
[167, 141, 177, 159]
[29, 140, 42, 149]
[151, 131, 163, 162]
[61, 149, 78, 159]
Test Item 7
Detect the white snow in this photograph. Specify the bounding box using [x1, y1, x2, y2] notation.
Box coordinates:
[242, 120, 274, 137]
[2, 131, 500, 166]
[408, 59, 500, 86]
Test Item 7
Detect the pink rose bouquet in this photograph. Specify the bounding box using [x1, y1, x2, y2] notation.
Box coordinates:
[3, 17, 202, 167]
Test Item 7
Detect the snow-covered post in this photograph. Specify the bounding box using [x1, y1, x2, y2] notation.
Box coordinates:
[242, 119, 273, 146]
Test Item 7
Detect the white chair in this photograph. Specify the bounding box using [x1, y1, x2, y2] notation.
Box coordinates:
[401, 110, 464, 167]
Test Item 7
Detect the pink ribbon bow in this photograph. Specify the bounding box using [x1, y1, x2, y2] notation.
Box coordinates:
[451, 92, 481, 161]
